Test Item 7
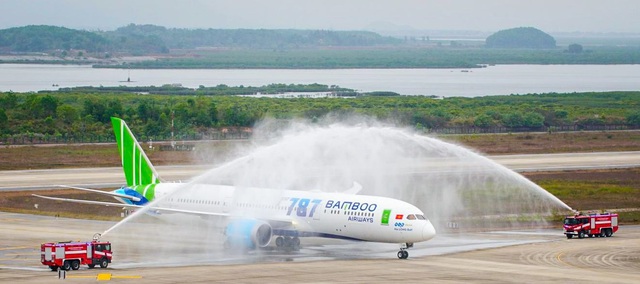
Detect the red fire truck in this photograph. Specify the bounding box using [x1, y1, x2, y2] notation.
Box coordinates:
[41, 240, 112, 271]
[563, 212, 619, 239]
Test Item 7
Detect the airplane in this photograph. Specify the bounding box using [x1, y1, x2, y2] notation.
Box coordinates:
[34, 117, 436, 259]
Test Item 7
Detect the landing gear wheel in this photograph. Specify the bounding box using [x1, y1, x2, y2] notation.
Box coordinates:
[62, 261, 71, 271]
[71, 260, 80, 270]
[275, 236, 284, 247]
[292, 237, 300, 247]
[397, 250, 409, 259]
[99, 257, 108, 268]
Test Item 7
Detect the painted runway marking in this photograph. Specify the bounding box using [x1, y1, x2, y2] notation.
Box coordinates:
[66, 273, 143, 281]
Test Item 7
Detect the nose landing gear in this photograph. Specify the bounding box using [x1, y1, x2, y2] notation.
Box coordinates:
[397, 242, 413, 259]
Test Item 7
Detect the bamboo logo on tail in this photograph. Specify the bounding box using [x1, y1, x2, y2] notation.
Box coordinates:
[111, 117, 161, 187]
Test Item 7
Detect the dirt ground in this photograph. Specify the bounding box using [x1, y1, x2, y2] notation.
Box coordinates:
[1, 130, 639, 170]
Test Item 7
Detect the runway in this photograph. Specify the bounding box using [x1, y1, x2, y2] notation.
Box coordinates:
[2, 151, 639, 191]
[1, 212, 639, 283]
[1, 151, 640, 282]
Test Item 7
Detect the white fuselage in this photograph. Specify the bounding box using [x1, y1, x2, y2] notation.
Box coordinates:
[144, 183, 436, 244]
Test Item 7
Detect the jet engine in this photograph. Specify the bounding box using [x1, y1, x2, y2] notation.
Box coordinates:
[224, 219, 273, 249]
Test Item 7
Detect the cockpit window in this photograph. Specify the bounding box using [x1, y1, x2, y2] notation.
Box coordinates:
[416, 214, 426, 220]
[407, 214, 416, 220]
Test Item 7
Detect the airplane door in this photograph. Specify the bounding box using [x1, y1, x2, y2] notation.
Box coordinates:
[223, 196, 232, 213]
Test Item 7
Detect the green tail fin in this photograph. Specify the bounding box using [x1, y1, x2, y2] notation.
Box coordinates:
[111, 117, 161, 187]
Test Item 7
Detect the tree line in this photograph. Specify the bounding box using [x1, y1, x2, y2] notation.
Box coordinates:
[1, 90, 639, 142]
[0, 24, 400, 56]
[3, 25, 640, 69]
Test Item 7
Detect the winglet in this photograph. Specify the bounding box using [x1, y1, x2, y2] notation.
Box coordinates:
[344, 182, 363, 195]
[111, 117, 161, 187]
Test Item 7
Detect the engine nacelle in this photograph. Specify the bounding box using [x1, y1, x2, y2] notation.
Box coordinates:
[224, 219, 272, 249]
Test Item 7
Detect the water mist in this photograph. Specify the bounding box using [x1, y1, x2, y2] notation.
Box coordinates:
[103, 117, 572, 266]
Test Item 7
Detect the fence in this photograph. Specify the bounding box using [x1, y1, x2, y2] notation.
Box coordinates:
[0, 130, 251, 145]
[1, 124, 637, 145]
[426, 124, 639, 134]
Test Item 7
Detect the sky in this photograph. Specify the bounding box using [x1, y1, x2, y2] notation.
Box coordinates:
[2, 0, 640, 34]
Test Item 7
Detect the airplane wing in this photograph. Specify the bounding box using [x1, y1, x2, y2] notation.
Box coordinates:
[58, 185, 141, 202]
[31, 194, 230, 217]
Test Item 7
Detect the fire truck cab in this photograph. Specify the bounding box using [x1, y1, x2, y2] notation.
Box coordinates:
[563, 212, 618, 239]
[41, 240, 112, 271]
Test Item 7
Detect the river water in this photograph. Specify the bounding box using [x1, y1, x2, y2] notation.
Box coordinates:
[1, 64, 639, 97]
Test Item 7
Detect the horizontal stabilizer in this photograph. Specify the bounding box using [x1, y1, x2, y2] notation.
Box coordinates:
[58, 185, 141, 202]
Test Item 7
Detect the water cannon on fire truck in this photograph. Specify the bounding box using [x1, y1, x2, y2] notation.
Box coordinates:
[563, 211, 618, 239]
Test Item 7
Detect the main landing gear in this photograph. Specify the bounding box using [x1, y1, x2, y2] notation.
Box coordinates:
[275, 236, 300, 251]
[397, 243, 413, 259]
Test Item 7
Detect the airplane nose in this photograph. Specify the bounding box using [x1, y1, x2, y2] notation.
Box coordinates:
[422, 220, 436, 240]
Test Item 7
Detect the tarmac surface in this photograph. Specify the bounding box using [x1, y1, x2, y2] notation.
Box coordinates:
[1, 212, 639, 283]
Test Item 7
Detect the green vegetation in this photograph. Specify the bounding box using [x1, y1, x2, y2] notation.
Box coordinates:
[1, 90, 639, 142]
[53, 83, 357, 96]
[529, 168, 640, 224]
[0, 25, 109, 52]
[486, 27, 556, 49]
[95, 46, 640, 69]
[527, 168, 640, 225]
[2, 25, 640, 68]
[0, 24, 399, 56]
[106, 24, 402, 49]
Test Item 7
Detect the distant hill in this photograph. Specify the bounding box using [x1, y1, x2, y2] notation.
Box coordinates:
[485, 27, 556, 49]
[0, 24, 402, 55]
[0, 25, 109, 52]
[103, 24, 403, 49]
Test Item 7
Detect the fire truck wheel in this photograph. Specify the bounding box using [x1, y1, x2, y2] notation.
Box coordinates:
[566, 234, 573, 239]
[62, 261, 71, 271]
[88, 264, 95, 269]
[71, 260, 80, 270]
[599, 231, 606, 237]
[49, 265, 58, 271]
[605, 229, 613, 237]
[99, 258, 108, 268]
[578, 231, 585, 239]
